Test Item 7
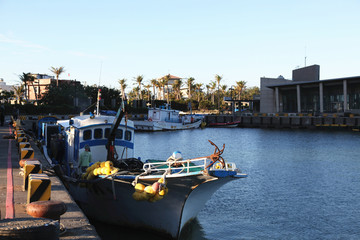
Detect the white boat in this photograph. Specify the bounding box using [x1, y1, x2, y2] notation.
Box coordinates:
[41, 103, 247, 239]
[133, 105, 203, 131]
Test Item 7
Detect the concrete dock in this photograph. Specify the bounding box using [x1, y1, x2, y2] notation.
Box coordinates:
[0, 121, 100, 239]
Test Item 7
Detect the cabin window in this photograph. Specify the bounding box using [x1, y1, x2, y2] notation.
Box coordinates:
[115, 129, 123, 139]
[104, 128, 110, 138]
[125, 130, 132, 141]
[94, 128, 103, 139]
[83, 130, 92, 140]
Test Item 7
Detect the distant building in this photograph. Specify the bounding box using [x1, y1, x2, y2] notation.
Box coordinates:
[26, 73, 79, 101]
[260, 65, 360, 114]
[0, 78, 14, 92]
[157, 74, 184, 100]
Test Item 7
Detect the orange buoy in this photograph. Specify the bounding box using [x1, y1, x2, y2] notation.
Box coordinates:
[26, 200, 67, 220]
[19, 159, 27, 168]
[19, 158, 40, 168]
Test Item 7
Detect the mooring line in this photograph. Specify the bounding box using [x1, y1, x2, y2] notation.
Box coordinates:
[5, 125, 14, 219]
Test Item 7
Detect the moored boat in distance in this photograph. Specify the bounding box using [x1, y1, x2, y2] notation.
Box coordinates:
[39, 100, 247, 239]
[132, 104, 203, 131]
[208, 120, 241, 128]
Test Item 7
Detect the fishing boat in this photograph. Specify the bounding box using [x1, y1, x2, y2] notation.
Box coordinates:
[132, 104, 203, 131]
[40, 100, 247, 239]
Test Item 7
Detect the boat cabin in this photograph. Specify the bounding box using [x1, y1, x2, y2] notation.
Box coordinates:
[57, 114, 135, 165]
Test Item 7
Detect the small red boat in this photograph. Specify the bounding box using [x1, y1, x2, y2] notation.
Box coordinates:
[208, 121, 240, 128]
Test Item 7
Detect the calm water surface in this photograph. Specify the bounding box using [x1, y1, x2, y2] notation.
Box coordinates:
[97, 128, 360, 239]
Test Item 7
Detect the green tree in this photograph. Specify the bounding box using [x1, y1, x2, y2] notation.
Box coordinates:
[187, 77, 195, 100]
[235, 80, 247, 100]
[0, 90, 14, 103]
[159, 75, 169, 102]
[134, 75, 143, 100]
[150, 79, 158, 100]
[243, 86, 260, 100]
[209, 81, 216, 105]
[144, 84, 152, 101]
[118, 78, 127, 99]
[12, 85, 24, 104]
[195, 83, 203, 102]
[172, 79, 182, 100]
[18, 72, 35, 102]
[215, 74, 222, 110]
[41, 81, 86, 113]
[50, 66, 65, 87]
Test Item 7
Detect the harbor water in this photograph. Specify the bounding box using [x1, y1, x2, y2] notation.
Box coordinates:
[96, 128, 360, 239]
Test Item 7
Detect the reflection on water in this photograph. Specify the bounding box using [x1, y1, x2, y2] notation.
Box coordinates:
[91, 128, 360, 239]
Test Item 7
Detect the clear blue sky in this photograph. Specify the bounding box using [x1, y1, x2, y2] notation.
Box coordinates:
[1, 0, 359, 91]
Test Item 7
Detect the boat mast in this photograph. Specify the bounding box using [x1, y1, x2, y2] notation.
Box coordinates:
[97, 61, 102, 116]
[96, 89, 101, 116]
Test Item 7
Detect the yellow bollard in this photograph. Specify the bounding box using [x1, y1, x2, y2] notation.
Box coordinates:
[20, 147, 35, 160]
[27, 173, 51, 204]
[23, 160, 42, 191]
[19, 142, 31, 153]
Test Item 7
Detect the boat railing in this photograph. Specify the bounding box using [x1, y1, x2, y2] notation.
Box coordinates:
[143, 157, 237, 174]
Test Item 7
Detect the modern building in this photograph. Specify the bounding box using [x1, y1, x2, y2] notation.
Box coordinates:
[260, 65, 360, 114]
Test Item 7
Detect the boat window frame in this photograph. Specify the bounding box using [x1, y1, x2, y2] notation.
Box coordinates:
[104, 128, 111, 139]
[115, 129, 123, 139]
[94, 128, 103, 139]
[83, 129, 92, 140]
[125, 130, 132, 141]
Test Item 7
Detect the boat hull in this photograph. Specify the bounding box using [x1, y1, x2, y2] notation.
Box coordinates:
[66, 174, 236, 239]
[133, 119, 202, 131]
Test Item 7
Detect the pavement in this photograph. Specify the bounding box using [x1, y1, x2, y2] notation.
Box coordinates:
[0, 118, 100, 239]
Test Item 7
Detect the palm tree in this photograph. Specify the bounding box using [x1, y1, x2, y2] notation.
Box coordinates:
[150, 79, 158, 100]
[144, 84, 152, 101]
[209, 81, 216, 104]
[18, 72, 34, 101]
[187, 77, 195, 100]
[50, 66, 65, 87]
[155, 81, 162, 100]
[221, 85, 228, 95]
[235, 81, 247, 100]
[164, 75, 170, 103]
[172, 79, 182, 100]
[195, 83, 203, 102]
[134, 75, 143, 100]
[215, 74, 223, 110]
[118, 78, 127, 99]
[13, 85, 24, 104]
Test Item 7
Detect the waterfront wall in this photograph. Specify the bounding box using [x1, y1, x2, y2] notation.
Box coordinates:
[205, 113, 360, 129]
[14, 113, 360, 131]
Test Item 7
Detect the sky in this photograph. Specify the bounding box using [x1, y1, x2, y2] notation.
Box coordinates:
[1, 0, 360, 91]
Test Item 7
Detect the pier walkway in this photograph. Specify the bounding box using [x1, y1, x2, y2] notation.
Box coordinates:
[0, 121, 100, 239]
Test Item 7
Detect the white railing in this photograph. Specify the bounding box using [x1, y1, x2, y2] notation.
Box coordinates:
[142, 157, 238, 174]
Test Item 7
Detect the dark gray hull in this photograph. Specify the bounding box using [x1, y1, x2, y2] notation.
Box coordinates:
[67, 174, 236, 239]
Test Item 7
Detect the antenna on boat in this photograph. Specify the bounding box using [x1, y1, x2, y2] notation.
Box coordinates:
[96, 62, 103, 116]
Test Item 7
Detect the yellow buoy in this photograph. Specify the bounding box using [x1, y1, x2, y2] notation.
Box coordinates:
[111, 168, 119, 174]
[144, 186, 156, 197]
[135, 183, 145, 192]
[105, 161, 113, 168]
